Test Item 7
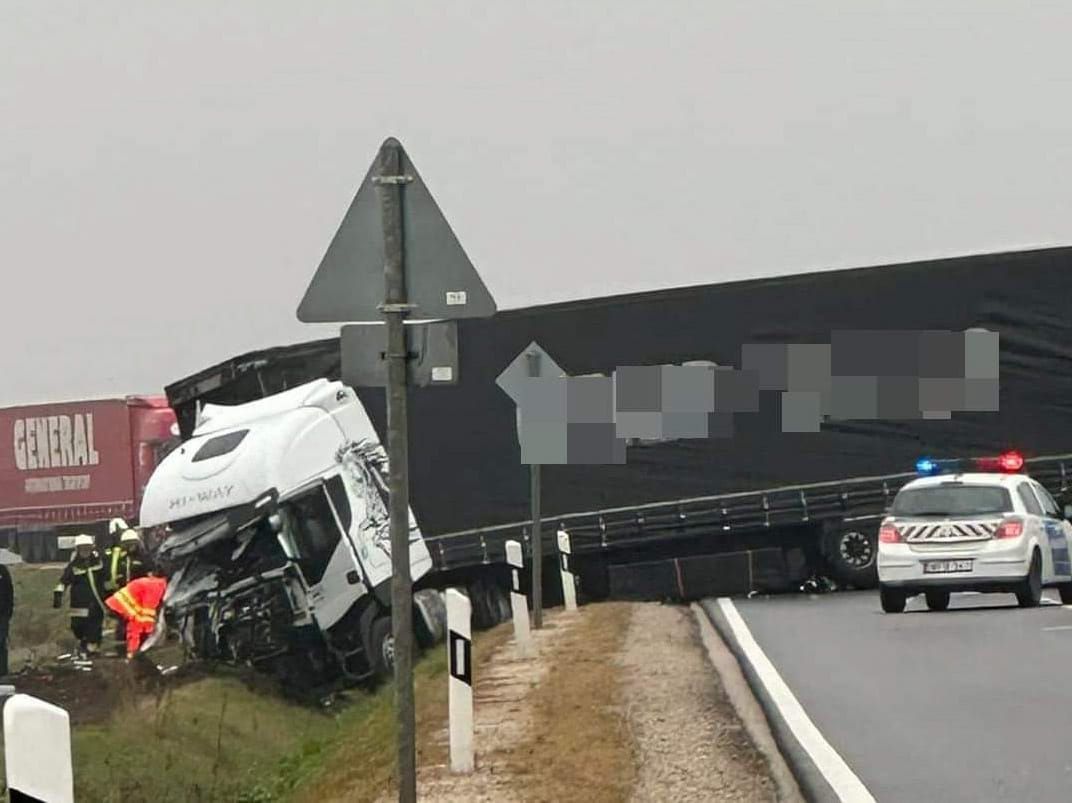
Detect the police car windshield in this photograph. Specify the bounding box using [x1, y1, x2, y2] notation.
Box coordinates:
[891, 485, 1013, 517]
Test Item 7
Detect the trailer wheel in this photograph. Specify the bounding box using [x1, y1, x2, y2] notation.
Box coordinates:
[469, 579, 506, 629]
[494, 584, 511, 623]
[822, 527, 878, 589]
[370, 616, 394, 681]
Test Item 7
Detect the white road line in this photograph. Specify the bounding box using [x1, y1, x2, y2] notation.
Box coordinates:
[1042, 625, 1072, 632]
[717, 597, 876, 803]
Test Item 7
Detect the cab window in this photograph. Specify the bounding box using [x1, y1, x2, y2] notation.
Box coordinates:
[1016, 484, 1043, 516]
[285, 487, 343, 585]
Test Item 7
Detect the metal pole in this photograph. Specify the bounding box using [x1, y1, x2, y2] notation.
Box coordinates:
[531, 462, 543, 629]
[377, 138, 416, 803]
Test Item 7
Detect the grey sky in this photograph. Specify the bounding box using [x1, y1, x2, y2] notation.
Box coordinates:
[2, 1, 1070, 406]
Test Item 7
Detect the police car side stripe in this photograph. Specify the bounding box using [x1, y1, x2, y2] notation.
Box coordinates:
[716, 598, 876, 803]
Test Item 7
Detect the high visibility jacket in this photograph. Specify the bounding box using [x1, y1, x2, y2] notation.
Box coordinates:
[105, 576, 166, 658]
[54, 553, 106, 617]
[103, 545, 153, 592]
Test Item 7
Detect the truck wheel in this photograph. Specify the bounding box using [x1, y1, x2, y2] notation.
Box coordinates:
[1016, 552, 1043, 608]
[879, 586, 906, 613]
[823, 527, 879, 589]
[925, 591, 950, 611]
[370, 616, 394, 681]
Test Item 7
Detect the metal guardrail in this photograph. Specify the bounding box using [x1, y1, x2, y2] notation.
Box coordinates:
[425, 453, 1072, 571]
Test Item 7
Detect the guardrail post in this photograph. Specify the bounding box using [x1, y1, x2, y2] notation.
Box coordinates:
[4, 691, 74, 802]
[556, 527, 578, 612]
[446, 588, 473, 774]
[505, 540, 533, 657]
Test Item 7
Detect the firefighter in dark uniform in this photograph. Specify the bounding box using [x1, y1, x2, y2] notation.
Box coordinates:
[104, 527, 154, 656]
[53, 534, 106, 658]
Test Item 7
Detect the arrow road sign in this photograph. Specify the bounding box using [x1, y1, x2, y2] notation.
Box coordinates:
[297, 139, 497, 323]
[495, 341, 564, 401]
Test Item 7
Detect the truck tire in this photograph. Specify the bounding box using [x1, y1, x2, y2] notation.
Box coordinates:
[822, 527, 879, 589]
[370, 616, 394, 681]
[879, 586, 906, 613]
[1016, 551, 1043, 608]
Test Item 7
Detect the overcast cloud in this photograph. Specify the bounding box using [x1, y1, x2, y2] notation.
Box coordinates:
[2, 1, 1070, 406]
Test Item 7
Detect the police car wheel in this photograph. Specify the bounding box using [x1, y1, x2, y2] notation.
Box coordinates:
[1016, 552, 1043, 608]
[1059, 582, 1072, 605]
[880, 586, 906, 613]
[925, 591, 950, 611]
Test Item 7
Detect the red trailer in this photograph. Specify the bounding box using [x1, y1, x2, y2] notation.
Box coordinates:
[0, 396, 178, 561]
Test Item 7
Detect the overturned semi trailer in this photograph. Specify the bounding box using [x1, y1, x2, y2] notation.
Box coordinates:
[164, 247, 1072, 599]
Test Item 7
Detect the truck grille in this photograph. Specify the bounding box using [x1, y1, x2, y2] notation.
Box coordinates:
[899, 521, 998, 542]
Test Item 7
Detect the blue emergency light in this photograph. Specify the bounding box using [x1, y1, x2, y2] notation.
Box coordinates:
[915, 457, 939, 475]
[914, 451, 1024, 476]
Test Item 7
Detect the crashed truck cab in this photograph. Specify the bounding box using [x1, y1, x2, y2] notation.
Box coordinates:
[140, 379, 445, 688]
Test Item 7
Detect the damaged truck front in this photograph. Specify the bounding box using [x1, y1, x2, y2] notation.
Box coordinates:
[139, 379, 446, 690]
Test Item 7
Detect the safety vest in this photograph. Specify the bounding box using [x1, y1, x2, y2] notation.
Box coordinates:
[106, 576, 166, 627]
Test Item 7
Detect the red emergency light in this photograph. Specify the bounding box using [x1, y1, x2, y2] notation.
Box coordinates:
[974, 451, 1025, 473]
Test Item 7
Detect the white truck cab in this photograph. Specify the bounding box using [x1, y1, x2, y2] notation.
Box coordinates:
[140, 379, 443, 688]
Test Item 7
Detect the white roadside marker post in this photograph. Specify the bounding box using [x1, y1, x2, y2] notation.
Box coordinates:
[4, 693, 75, 803]
[446, 588, 474, 774]
[505, 540, 533, 656]
[557, 527, 578, 612]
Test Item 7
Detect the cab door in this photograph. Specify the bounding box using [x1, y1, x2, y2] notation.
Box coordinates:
[1032, 482, 1072, 581]
[335, 447, 433, 599]
[284, 478, 365, 629]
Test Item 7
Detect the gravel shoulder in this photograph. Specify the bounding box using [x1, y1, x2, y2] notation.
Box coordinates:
[400, 600, 785, 802]
[619, 603, 782, 803]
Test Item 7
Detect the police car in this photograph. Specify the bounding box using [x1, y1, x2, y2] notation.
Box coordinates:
[877, 452, 1072, 613]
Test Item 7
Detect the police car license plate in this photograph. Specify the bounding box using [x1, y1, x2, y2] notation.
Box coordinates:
[923, 559, 974, 574]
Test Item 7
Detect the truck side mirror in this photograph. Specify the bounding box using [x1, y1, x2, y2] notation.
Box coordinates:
[1065, 504, 1072, 521]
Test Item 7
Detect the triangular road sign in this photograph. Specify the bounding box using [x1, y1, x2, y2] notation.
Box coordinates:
[298, 138, 497, 323]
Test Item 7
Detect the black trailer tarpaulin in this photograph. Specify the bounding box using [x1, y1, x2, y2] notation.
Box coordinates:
[167, 247, 1072, 537]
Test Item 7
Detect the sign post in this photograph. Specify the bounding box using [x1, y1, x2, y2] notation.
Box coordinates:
[298, 137, 497, 803]
[495, 343, 564, 631]
[377, 141, 418, 800]
[530, 463, 543, 629]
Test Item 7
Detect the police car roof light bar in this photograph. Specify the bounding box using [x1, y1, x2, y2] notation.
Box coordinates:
[915, 451, 1024, 476]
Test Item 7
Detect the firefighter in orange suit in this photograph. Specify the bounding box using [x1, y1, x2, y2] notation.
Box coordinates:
[104, 573, 167, 660]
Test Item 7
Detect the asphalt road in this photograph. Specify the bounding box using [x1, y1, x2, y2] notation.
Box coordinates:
[730, 589, 1072, 802]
